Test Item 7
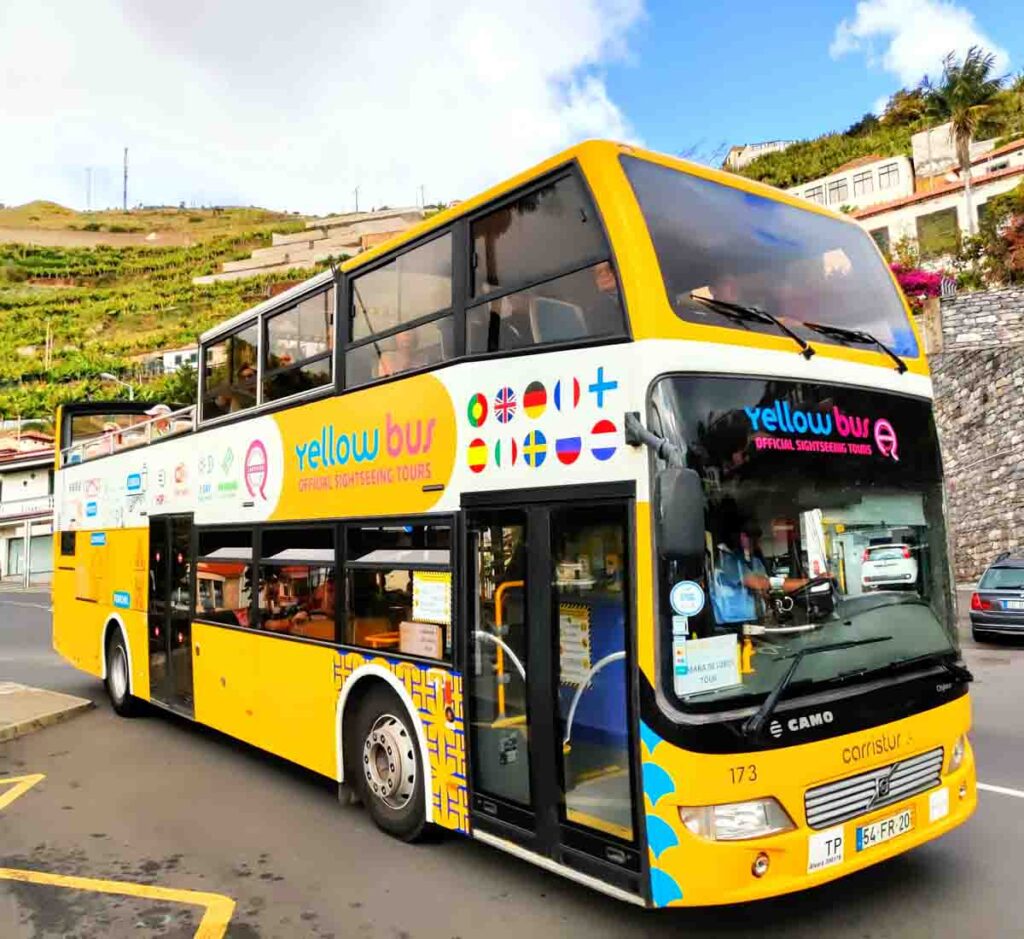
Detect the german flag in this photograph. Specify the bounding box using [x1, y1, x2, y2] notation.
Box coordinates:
[523, 381, 547, 419]
[467, 437, 488, 474]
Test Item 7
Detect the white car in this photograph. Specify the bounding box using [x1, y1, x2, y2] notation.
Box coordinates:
[861, 544, 919, 591]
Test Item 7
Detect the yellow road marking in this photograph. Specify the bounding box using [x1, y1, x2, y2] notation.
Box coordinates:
[0, 773, 235, 937]
[0, 773, 46, 811]
[0, 868, 235, 939]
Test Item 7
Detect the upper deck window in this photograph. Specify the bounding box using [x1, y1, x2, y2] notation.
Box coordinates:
[621, 155, 918, 357]
[202, 323, 259, 420]
[466, 173, 625, 354]
[347, 234, 453, 386]
[264, 285, 334, 401]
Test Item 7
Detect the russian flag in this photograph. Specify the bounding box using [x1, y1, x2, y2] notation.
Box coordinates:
[590, 419, 618, 461]
[556, 436, 582, 465]
[553, 377, 580, 412]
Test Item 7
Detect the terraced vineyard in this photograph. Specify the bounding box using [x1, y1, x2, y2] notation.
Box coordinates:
[0, 207, 326, 422]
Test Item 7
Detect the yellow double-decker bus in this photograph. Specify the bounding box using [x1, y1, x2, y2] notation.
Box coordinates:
[51, 140, 975, 907]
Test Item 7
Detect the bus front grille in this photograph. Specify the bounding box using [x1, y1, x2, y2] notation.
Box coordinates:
[804, 747, 944, 829]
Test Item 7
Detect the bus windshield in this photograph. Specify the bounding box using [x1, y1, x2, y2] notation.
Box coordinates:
[621, 155, 918, 358]
[650, 376, 956, 714]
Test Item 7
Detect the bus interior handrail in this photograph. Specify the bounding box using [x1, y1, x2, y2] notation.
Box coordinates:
[60, 404, 197, 465]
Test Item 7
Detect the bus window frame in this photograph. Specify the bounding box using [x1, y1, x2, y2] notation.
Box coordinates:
[188, 513, 458, 669]
[261, 283, 336, 403]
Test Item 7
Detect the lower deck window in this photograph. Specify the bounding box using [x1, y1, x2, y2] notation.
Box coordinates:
[257, 527, 336, 642]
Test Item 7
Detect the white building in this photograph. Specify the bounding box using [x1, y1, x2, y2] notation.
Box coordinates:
[724, 140, 796, 171]
[854, 140, 1024, 260]
[786, 155, 915, 212]
[0, 447, 55, 585]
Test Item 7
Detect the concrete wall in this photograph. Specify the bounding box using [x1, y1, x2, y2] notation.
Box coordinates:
[912, 123, 997, 180]
[930, 286, 1024, 582]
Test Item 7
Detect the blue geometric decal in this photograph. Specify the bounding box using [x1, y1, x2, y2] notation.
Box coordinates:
[642, 761, 674, 806]
[650, 867, 684, 906]
[646, 814, 679, 859]
[639, 720, 663, 757]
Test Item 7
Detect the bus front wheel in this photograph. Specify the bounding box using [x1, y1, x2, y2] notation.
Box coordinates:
[105, 629, 140, 718]
[350, 686, 427, 842]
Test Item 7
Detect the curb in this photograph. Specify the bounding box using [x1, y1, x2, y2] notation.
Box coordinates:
[0, 700, 94, 744]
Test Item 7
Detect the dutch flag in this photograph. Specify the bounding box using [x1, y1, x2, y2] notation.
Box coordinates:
[589, 419, 618, 461]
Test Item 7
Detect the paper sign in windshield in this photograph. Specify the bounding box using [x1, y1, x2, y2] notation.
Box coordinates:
[673, 633, 741, 697]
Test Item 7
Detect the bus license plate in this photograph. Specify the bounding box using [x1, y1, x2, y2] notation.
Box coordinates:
[856, 809, 913, 851]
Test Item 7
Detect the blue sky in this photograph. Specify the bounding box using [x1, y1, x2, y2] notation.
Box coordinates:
[610, 0, 1020, 163]
[0, 0, 1020, 212]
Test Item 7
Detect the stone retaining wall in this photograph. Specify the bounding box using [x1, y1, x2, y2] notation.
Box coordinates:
[931, 286, 1024, 582]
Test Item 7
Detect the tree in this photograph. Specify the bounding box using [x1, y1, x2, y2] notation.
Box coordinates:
[922, 47, 1004, 234]
[880, 87, 927, 127]
[846, 112, 881, 136]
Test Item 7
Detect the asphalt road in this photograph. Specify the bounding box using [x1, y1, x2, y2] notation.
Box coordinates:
[1, 590, 1023, 938]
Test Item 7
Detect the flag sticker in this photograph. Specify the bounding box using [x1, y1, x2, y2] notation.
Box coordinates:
[523, 430, 548, 467]
[494, 437, 518, 467]
[555, 436, 582, 465]
[553, 377, 580, 412]
[494, 386, 517, 424]
[523, 381, 548, 419]
[590, 419, 618, 461]
[468, 437, 488, 474]
[467, 393, 488, 428]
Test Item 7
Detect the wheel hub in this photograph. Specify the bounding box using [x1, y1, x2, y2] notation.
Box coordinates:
[111, 647, 128, 701]
[363, 713, 416, 810]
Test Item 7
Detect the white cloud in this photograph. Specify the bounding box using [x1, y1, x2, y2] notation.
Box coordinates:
[830, 0, 1009, 86]
[0, 0, 643, 213]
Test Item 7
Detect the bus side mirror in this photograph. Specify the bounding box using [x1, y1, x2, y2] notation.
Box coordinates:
[657, 468, 706, 557]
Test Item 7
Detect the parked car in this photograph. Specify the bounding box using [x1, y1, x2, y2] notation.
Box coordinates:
[970, 551, 1024, 642]
[861, 543, 919, 591]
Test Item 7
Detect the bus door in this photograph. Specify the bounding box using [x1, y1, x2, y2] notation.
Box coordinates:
[147, 514, 195, 716]
[465, 493, 642, 893]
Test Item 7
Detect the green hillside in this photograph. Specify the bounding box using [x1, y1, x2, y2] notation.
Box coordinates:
[0, 206, 326, 425]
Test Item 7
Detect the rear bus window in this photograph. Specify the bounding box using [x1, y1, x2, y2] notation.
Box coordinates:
[202, 323, 259, 419]
[264, 286, 334, 402]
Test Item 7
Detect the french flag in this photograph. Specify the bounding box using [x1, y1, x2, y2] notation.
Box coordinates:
[590, 419, 618, 461]
[553, 377, 580, 412]
[555, 436, 582, 465]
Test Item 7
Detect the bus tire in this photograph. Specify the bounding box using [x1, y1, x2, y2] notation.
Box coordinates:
[351, 685, 427, 842]
[105, 629, 140, 718]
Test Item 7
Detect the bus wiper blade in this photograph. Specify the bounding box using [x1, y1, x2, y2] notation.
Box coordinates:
[689, 293, 815, 360]
[802, 320, 908, 374]
[741, 635, 892, 742]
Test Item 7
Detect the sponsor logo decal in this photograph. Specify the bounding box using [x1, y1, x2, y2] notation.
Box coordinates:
[90, 532, 106, 546]
[786, 710, 834, 733]
[113, 590, 130, 609]
[244, 440, 269, 500]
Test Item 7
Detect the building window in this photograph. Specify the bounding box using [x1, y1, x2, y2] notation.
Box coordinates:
[257, 526, 336, 642]
[827, 179, 849, 205]
[804, 185, 824, 204]
[916, 207, 959, 259]
[878, 163, 899, 189]
[196, 529, 254, 627]
[345, 523, 452, 659]
[202, 323, 259, 420]
[853, 171, 874, 197]
[472, 174, 607, 299]
[977, 201, 991, 228]
[264, 286, 334, 401]
[869, 227, 891, 257]
[466, 262, 624, 355]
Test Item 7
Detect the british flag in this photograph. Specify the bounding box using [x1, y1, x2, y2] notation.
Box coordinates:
[494, 386, 517, 423]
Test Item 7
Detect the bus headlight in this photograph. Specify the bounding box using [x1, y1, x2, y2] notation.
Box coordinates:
[679, 798, 795, 841]
[948, 735, 967, 774]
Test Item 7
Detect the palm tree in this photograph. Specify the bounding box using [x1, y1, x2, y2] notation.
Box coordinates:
[923, 46, 1004, 234]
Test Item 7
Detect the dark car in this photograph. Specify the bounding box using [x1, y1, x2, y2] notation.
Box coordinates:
[970, 551, 1024, 641]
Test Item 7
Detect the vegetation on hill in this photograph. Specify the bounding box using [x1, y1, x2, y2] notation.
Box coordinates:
[0, 209, 328, 424]
[737, 67, 1024, 189]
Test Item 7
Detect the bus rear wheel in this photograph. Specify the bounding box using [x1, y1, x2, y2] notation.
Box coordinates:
[351, 686, 426, 842]
[105, 630, 140, 718]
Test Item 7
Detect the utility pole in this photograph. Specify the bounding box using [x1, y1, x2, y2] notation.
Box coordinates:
[354, 186, 360, 213]
[123, 147, 128, 211]
[419, 184, 425, 208]
[85, 167, 92, 210]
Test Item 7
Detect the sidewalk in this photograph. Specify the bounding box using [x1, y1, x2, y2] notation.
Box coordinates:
[0, 682, 92, 743]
